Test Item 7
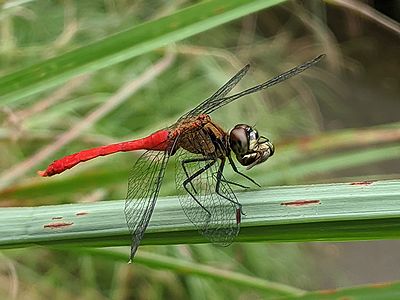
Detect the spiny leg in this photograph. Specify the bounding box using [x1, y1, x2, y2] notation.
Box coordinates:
[217, 177, 250, 189]
[182, 158, 217, 218]
[182, 157, 215, 194]
[228, 155, 260, 187]
[211, 140, 249, 189]
[215, 157, 244, 219]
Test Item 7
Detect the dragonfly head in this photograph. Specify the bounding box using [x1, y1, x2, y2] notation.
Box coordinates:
[228, 124, 274, 169]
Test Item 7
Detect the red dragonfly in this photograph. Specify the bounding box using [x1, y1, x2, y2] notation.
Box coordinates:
[39, 54, 324, 261]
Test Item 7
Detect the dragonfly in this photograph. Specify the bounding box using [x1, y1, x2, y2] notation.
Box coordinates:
[39, 54, 325, 261]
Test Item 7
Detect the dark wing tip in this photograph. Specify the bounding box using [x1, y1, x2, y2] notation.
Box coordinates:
[314, 54, 326, 63]
[236, 63, 250, 75]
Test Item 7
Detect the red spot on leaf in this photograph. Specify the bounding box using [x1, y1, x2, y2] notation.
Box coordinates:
[281, 200, 321, 206]
[51, 216, 63, 220]
[76, 211, 88, 216]
[43, 222, 73, 229]
[350, 180, 375, 186]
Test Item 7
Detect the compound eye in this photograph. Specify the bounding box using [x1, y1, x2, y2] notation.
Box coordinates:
[249, 130, 257, 141]
[229, 126, 249, 156]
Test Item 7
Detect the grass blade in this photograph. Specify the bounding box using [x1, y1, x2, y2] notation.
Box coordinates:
[0, 0, 285, 104]
[73, 248, 305, 297]
[281, 280, 400, 300]
[0, 180, 399, 249]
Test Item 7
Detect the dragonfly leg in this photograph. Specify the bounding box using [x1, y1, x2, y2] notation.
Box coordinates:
[215, 157, 244, 216]
[181, 157, 214, 194]
[182, 158, 217, 218]
[217, 177, 250, 189]
[228, 155, 260, 187]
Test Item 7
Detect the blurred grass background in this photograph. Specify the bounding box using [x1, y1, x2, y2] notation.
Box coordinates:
[0, 0, 399, 299]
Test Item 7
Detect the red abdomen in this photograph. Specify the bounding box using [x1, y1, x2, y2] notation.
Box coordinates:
[38, 130, 170, 177]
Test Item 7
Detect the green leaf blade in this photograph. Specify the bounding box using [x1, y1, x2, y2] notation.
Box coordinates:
[0, 0, 285, 104]
[1, 180, 399, 249]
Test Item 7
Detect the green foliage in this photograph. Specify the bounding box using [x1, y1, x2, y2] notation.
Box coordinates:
[0, 0, 286, 104]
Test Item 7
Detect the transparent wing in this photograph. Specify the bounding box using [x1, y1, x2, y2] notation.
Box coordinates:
[181, 54, 325, 118]
[174, 130, 241, 245]
[124, 150, 169, 261]
[177, 64, 250, 122]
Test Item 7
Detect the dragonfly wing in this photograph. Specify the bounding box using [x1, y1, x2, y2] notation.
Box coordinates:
[178, 64, 250, 121]
[181, 54, 325, 118]
[124, 150, 169, 261]
[174, 133, 240, 245]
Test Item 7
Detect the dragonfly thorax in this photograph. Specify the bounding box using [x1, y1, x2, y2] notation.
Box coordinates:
[228, 124, 274, 169]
